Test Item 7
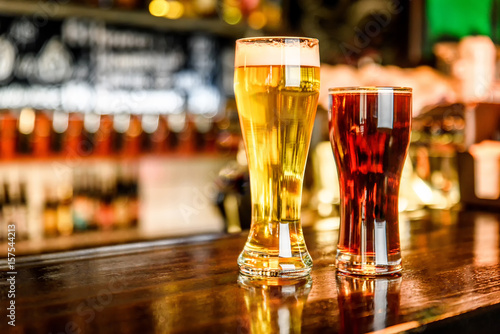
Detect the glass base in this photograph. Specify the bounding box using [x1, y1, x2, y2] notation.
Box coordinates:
[335, 250, 402, 276]
[238, 250, 313, 278]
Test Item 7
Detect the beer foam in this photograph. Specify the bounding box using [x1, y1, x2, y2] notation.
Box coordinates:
[235, 38, 319, 67]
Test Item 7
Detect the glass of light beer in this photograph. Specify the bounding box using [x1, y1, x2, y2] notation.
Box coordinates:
[329, 87, 412, 275]
[234, 37, 320, 277]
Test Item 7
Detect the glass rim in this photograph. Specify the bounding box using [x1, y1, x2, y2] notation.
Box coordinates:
[236, 36, 319, 45]
[328, 86, 412, 93]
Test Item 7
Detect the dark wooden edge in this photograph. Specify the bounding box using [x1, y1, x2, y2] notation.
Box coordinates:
[408, 303, 500, 334]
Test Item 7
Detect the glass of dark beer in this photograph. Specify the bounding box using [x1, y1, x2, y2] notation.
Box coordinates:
[329, 87, 412, 275]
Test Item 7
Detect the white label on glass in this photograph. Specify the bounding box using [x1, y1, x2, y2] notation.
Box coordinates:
[280, 264, 296, 271]
[375, 220, 389, 265]
[285, 39, 300, 87]
[279, 223, 292, 258]
[377, 89, 394, 129]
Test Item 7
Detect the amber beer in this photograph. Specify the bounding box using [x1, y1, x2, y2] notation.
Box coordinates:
[234, 37, 320, 277]
[329, 87, 411, 275]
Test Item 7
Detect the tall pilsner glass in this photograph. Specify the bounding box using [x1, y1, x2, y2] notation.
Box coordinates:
[234, 37, 320, 277]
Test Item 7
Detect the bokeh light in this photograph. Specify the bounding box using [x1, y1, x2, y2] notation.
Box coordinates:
[223, 6, 242, 25]
[263, 4, 281, 28]
[248, 11, 266, 30]
[149, 0, 170, 17]
[164, 1, 185, 19]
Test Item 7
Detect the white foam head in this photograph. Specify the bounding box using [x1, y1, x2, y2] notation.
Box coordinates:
[235, 37, 320, 67]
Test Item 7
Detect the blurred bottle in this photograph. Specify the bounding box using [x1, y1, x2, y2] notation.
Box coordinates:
[193, 115, 216, 152]
[113, 114, 129, 154]
[33, 111, 52, 157]
[43, 186, 59, 237]
[17, 108, 36, 155]
[82, 113, 100, 156]
[63, 113, 84, 158]
[0, 111, 18, 159]
[96, 177, 116, 230]
[142, 114, 168, 153]
[51, 111, 69, 155]
[170, 113, 195, 154]
[127, 165, 140, 227]
[2, 184, 15, 238]
[15, 183, 29, 240]
[87, 172, 100, 231]
[57, 183, 74, 236]
[22, 181, 44, 241]
[163, 116, 176, 153]
[123, 115, 143, 156]
[215, 99, 241, 153]
[72, 170, 90, 231]
[114, 172, 131, 228]
[94, 115, 113, 156]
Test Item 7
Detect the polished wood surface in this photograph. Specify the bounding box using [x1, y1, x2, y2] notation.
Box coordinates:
[2, 209, 500, 333]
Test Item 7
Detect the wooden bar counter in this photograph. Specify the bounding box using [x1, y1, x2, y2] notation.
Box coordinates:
[2, 209, 500, 333]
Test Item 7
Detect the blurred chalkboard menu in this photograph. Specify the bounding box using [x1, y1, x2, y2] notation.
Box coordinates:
[0, 15, 233, 116]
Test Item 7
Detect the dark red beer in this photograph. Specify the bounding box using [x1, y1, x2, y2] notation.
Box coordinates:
[329, 87, 411, 274]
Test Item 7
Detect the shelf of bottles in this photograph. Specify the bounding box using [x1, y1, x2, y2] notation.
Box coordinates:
[0, 160, 140, 240]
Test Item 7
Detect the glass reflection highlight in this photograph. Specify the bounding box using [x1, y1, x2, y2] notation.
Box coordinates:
[238, 275, 312, 334]
[336, 273, 402, 333]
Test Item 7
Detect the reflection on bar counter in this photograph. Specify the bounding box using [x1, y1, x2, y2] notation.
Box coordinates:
[238, 275, 312, 334]
[336, 274, 402, 333]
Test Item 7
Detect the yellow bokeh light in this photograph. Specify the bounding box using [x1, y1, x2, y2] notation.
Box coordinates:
[149, 0, 169, 17]
[248, 11, 267, 30]
[223, 6, 242, 25]
[165, 1, 185, 19]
